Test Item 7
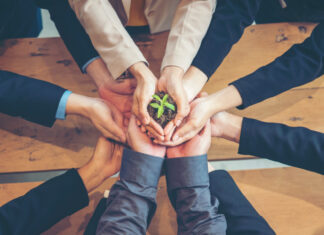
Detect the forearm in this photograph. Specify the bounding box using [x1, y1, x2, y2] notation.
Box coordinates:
[36, 0, 99, 72]
[166, 155, 226, 235]
[68, 0, 147, 79]
[161, 0, 216, 72]
[231, 23, 324, 109]
[96, 148, 164, 234]
[0, 169, 89, 235]
[239, 118, 324, 174]
[0, 70, 65, 127]
[209, 170, 275, 235]
[192, 0, 261, 78]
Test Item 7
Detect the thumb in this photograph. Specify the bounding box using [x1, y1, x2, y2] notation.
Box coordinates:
[174, 95, 190, 127]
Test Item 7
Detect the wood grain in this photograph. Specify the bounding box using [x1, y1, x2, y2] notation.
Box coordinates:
[1, 168, 323, 235]
[0, 22, 323, 170]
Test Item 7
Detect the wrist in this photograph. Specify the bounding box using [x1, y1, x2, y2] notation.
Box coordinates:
[86, 58, 113, 88]
[183, 66, 208, 101]
[161, 66, 184, 80]
[78, 162, 105, 193]
[129, 62, 152, 81]
[65, 93, 94, 118]
[218, 112, 243, 143]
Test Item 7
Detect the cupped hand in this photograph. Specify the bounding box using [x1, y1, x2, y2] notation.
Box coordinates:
[127, 115, 166, 158]
[158, 66, 190, 135]
[167, 119, 211, 158]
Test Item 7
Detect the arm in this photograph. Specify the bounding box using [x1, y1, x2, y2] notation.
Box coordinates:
[161, 0, 217, 73]
[231, 22, 324, 109]
[0, 137, 121, 235]
[96, 148, 164, 234]
[35, 0, 99, 73]
[211, 112, 324, 174]
[192, 0, 262, 78]
[209, 170, 275, 235]
[0, 70, 66, 127]
[68, 0, 147, 79]
[165, 155, 227, 235]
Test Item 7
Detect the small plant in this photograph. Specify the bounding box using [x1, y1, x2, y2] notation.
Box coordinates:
[150, 94, 175, 119]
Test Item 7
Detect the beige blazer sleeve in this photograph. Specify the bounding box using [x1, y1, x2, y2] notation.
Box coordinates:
[161, 0, 217, 73]
[68, 0, 147, 79]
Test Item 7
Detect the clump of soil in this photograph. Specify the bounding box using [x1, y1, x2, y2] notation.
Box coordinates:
[148, 92, 177, 128]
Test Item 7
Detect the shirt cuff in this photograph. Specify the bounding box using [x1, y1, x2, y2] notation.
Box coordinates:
[120, 148, 164, 187]
[82, 56, 100, 73]
[55, 90, 72, 120]
[165, 154, 209, 191]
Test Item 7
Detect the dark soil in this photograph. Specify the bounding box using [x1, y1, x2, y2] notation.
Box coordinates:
[148, 92, 177, 128]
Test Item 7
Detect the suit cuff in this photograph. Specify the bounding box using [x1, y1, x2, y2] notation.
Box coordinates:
[238, 117, 259, 155]
[55, 90, 72, 120]
[120, 148, 164, 187]
[165, 154, 209, 191]
[82, 56, 100, 73]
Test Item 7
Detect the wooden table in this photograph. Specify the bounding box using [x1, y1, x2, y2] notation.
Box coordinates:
[1, 168, 323, 235]
[0, 22, 323, 173]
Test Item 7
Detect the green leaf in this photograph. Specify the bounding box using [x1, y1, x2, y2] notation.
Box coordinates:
[150, 103, 160, 109]
[157, 106, 164, 118]
[162, 94, 169, 104]
[153, 94, 162, 103]
[164, 102, 175, 111]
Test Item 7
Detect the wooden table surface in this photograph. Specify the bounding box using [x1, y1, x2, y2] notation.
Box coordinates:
[1, 167, 323, 235]
[0, 22, 323, 172]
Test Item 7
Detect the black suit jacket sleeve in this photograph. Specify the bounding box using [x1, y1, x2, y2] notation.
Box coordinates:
[239, 118, 324, 174]
[35, 0, 99, 72]
[231, 23, 324, 109]
[209, 170, 275, 235]
[0, 70, 66, 127]
[192, 0, 262, 78]
[0, 169, 89, 235]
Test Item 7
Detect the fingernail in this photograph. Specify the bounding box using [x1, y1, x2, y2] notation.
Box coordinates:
[176, 120, 181, 127]
[173, 135, 179, 141]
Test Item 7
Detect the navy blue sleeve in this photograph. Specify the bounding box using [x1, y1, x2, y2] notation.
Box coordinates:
[209, 170, 275, 235]
[231, 23, 324, 109]
[0, 169, 89, 235]
[96, 148, 164, 235]
[34, 0, 99, 72]
[0, 70, 66, 127]
[239, 118, 324, 174]
[192, 0, 262, 78]
[165, 155, 227, 235]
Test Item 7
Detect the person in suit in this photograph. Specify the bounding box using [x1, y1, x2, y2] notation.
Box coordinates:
[0, 70, 127, 142]
[83, 115, 275, 235]
[155, 0, 324, 144]
[0, 136, 123, 235]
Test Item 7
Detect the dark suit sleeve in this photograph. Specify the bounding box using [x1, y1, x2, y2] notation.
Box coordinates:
[192, 0, 262, 78]
[34, 0, 99, 72]
[239, 118, 324, 174]
[0, 70, 66, 127]
[209, 170, 275, 235]
[0, 169, 89, 235]
[165, 155, 227, 235]
[231, 23, 324, 109]
[96, 148, 164, 235]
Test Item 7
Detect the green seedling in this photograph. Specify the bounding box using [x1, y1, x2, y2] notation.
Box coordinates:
[150, 94, 175, 118]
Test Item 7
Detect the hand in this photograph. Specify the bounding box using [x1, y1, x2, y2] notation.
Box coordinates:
[129, 62, 164, 138]
[167, 119, 211, 158]
[127, 115, 166, 158]
[66, 94, 126, 142]
[78, 137, 123, 193]
[158, 66, 190, 134]
[86, 57, 136, 126]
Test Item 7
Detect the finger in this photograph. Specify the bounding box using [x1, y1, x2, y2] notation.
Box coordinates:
[102, 123, 126, 143]
[174, 95, 190, 127]
[123, 118, 130, 128]
[136, 119, 141, 126]
[163, 121, 175, 137]
[199, 119, 211, 137]
[146, 125, 164, 141]
[136, 96, 151, 125]
[172, 120, 202, 142]
[197, 91, 208, 98]
[140, 125, 146, 133]
[165, 125, 176, 141]
[149, 118, 164, 136]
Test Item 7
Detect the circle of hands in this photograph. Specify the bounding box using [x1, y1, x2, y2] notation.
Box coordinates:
[86, 62, 226, 175]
